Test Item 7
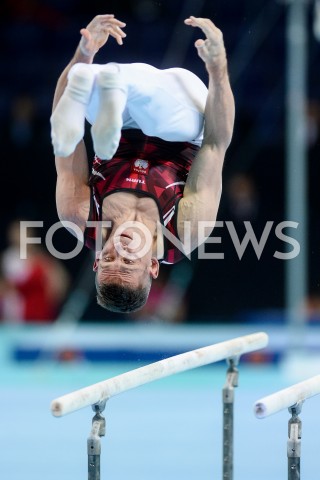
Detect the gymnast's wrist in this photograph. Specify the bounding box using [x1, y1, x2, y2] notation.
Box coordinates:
[73, 45, 95, 64]
[206, 51, 227, 77]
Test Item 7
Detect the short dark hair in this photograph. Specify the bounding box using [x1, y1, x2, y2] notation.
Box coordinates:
[96, 281, 151, 313]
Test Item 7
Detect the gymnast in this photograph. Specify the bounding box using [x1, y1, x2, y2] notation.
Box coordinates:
[50, 14, 235, 313]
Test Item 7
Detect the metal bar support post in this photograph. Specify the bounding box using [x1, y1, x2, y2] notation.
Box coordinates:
[222, 357, 239, 480]
[88, 400, 107, 480]
[287, 402, 303, 480]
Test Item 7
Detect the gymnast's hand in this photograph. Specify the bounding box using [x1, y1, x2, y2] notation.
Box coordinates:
[79, 14, 126, 57]
[184, 17, 227, 73]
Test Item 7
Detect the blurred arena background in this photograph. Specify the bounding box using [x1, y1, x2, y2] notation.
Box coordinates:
[0, 0, 319, 324]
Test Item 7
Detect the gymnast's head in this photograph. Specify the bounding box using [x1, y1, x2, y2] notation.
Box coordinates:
[93, 228, 159, 313]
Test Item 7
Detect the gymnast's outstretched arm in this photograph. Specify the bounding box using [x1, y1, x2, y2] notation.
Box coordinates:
[53, 15, 126, 230]
[177, 17, 235, 252]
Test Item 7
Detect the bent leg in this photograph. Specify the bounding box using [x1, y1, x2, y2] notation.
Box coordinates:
[52, 62, 208, 160]
[50, 63, 95, 157]
[91, 64, 128, 160]
[86, 63, 208, 148]
[119, 63, 208, 145]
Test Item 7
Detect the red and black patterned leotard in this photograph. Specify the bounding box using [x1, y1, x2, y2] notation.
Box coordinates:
[84, 129, 199, 264]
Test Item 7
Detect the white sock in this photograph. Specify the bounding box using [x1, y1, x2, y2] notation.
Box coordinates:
[91, 65, 127, 160]
[50, 64, 95, 157]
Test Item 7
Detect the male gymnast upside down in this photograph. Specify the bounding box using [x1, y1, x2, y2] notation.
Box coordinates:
[50, 14, 235, 313]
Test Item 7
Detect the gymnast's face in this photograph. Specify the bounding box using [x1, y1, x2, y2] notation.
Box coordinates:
[94, 232, 159, 289]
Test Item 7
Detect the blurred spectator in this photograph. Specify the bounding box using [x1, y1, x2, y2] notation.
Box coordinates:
[0, 220, 70, 323]
[224, 173, 259, 222]
[306, 293, 320, 323]
[9, 94, 36, 149]
[307, 100, 320, 147]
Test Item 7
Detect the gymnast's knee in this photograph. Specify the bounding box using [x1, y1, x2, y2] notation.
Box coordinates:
[67, 63, 95, 83]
